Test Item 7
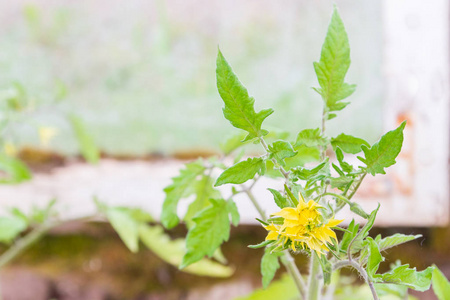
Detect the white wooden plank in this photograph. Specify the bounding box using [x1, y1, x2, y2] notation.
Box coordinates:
[379, 0, 450, 225]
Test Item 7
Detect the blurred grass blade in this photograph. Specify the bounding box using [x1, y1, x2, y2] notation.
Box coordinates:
[69, 115, 100, 164]
[0, 154, 32, 184]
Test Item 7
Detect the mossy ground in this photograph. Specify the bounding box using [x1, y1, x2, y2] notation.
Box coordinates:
[2, 223, 449, 299]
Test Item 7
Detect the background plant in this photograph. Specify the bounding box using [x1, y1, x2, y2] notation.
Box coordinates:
[0, 96, 231, 300]
[161, 6, 448, 300]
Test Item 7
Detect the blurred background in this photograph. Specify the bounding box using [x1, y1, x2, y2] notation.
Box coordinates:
[0, 0, 384, 155]
[0, 0, 447, 300]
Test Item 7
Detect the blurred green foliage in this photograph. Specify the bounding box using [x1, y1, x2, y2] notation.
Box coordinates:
[0, 1, 383, 156]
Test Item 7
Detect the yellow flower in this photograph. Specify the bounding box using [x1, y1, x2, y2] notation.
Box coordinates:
[264, 193, 343, 256]
[264, 223, 282, 241]
[38, 126, 58, 148]
[3, 142, 17, 157]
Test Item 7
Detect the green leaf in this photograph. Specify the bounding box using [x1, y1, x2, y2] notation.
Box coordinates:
[10, 208, 28, 223]
[30, 199, 57, 224]
[139, 224, 233, 278]
[69, 115, 100, 164]
[267, 216, 284, 225]
[248, 240, 274, 249]
[215, 157, 264, 186]
[235, 274, 298, 300]
[0, 215, 28, 243]
[432, 266, 450, 300]
[126, 207, 153, 223]
[216, 49, 273, 141]
[268, 140, 297, 166]
[335, 147, 353, 174]
[375, 265, 434, 292]
[184, 175, 220, 228]
[318, 254, 332, 284]
[359, 204, 380, 240]
[349, 202, 369, 219]
[261, 248, 281, 288]
[349, 205, 379, 254]
[106, 208, 139, 253]
[377, 234, 421, 252]
[332, 163, 345, 177]
[181, 198, 232, 268]
[330, 176, 353, 189]
[265, 145, 320, 178]
[358, 121, 406, 175]
[313, 7, 355, 115]
[290, 145, 321, 166]
[284, 184, 299, 207]
[267, 188, 292, 209]
[340, 219, 359, 252]
[161, 160, 205, 229]
[366, 237, 383, 278]
[0, 154, 32, 184]
[227, 199, 240, 226]
[374, 283, 408, 298]
[295, 128, 328, 148]
[293, 160, 330, 182]
[331, 133, 369, 154]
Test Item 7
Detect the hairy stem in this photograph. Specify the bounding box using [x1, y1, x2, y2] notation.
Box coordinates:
[281, 251, 307, 298]
[333, 260, 380, 300]
[243, 187, 306, 298]
[307, 254, 321, 300]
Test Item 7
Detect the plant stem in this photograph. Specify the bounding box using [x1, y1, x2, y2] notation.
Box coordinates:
[335, 172, 367, 214]
[347, 172, 367, 200]
[0, 222, 54, 269]
[0, 215, 97, 270]
[281, 251, 306, 298]
[320, 109, 327, 161]
[305, 107, 328, 300]
[243, 187, 306, 298]
[333, 260, 380, 300]
[307, 253, 321, 300]
[243, 189, 267, 221]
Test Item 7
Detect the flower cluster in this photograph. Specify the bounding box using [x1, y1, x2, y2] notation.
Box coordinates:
[264, 194, 342, 256]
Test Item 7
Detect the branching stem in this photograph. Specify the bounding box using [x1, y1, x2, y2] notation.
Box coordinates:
[335, 172, 367, 214]
[333, 260, 380, 300]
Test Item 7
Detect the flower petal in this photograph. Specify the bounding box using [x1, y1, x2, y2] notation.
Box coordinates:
[273, 207, 298, 220]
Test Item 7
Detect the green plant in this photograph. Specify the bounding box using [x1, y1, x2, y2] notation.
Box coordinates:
[0, 86, 231, 300]
[161, 6, 445, 300]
